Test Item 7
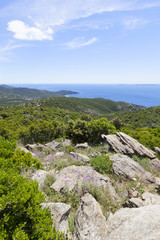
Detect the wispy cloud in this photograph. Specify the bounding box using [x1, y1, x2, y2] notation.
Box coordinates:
[2, 0, 160, 38]
[123, 18, 148, 29]
[64, 37, 98, 49]
[7, 20, 53, 41]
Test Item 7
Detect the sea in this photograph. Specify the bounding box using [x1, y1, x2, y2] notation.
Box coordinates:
[11, 84, 160, 108]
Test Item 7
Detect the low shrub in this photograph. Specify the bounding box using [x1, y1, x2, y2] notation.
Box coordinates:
[90, 155, 113, 175]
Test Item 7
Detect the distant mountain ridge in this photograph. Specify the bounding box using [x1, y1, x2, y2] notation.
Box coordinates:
[0, 84, 78, 105]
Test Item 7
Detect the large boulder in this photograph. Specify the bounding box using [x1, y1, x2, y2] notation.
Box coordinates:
[109, 154, 145, 180]
[102, 132, 156, 159]
[74, 193, 108, 240]
[106, 205, 160, 240]
[50, 165, 117, 199]
[70, 152, 90, 163]
[41, 202, 71, 235]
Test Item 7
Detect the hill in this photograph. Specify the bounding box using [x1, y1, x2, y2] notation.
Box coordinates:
[19, 96, 145, 116]
[0, 84, 78, 105]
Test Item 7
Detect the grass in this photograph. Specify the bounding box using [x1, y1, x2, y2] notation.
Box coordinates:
[132, 155, 152, 172]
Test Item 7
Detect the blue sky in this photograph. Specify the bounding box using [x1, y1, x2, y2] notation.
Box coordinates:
[0, 0, 160, 84]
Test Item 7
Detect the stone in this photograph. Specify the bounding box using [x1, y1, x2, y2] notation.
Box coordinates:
[18, 146, 36, 158]
[41, 202, 71, 235]
[102, 132, 156, 159]
[70, 152, 90, 163]
[32, 169, 56, 190]
[50, 165, 117, 199]
[63, 139, 72, 146]
[109, 154, 145, 180]
[89, 150, 101, 158]
[140, 171, 156, 184]
[74, 193, 108, 240]
[150, 158, 160, 172]
[45, 140, 60, 150]
[25, 144, 38, 153]
[124, 198, 144, 208]
[106, 205, 160, 240]
[75, 142, 89, 149]
[102, 134, 133, 155]
[142, 192, 160, 205]
[154, 146, 160, 155]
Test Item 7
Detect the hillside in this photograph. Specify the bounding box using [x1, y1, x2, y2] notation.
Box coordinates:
[18, 96, 145, 116]
[107, 106, 160, 128]
[0, 85, 78, 105]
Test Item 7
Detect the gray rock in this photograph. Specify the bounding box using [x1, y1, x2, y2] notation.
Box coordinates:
[18, 146, 36, 158]
[102, 132, 156, 159]
[25, 144, 49, 154]
[150, 158, 160, 172]
[89, 150, 101, 158]
[102, 134, 133, 155]
[117, 132, 156, 159]
[75, 142, 89, 149]
[142, 192, 160, 205]
[50, 165, 117, 199]
[25, 144, 37, 153]
[63, 139, 72, 146]
[106, 205, 160, 240]
[45, 140, 60, 150]
[140, 171, 156, 184]
[154, 146, 160, 155]
[124, 198, 144, 208]
[41, 203, 71, 235]
[70, 152, 90, 163]
[109, 154, 145, 180]
[32, 169, 56, 190]
[74, 193, 108, 240]
[32, 170, 49, 190]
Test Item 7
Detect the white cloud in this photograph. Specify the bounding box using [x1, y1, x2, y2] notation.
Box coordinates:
[123, 18, 148, 29]
[7, 20, 53, 40]
[64, 37, 98, 49]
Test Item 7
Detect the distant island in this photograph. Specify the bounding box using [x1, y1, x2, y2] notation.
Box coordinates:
[0, 84, 79, 105]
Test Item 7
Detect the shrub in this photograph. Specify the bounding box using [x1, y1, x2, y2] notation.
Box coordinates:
[90, 155, 113, 175]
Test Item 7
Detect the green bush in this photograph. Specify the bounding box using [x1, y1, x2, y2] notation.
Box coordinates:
[90, 155, 113, 175]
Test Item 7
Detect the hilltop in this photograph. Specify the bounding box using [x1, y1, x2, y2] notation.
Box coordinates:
[0, 84, 78, 105]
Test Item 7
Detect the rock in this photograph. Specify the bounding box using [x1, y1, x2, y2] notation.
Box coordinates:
[50, 165, 117, 199]
[102, 134, 133, 155]
[154, 146, 160, 155]
[102, 132, 156, 159]
[32, 170, 49, 190]
[63, 139, 72, 146]
[109, 154, 145, 180]
[90, 150, 101, 158]
[41, 202, 71, 235]
[32, 169, 56, 190]
[25, 144, 38, 153]
[75, 142, 89, 149]
[74, 193, 108, 240]
[70, 152, 90, 163]
[18, 147, 36, 158]
[128, 189, 139, 198]
[124, 198, 144, 208]
[140, 171, 156, 184]
[142, 192, 160, 205]
[150, 158, 160, 172]
[25, 144, 50, 154]
[45, 140, 60, 150]
[106, 205, 160, 240]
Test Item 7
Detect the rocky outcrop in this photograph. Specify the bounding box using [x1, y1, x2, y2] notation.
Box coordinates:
[154, 146, 160, 155]
[102, 132, 156, 159]
[75, 142, 89, 149]
[50, 165, 117, 199]
[74, 193, 108, 240]
[45, 140, 60, 150]
[70, 152, 90, 163]
[41, 202, 71, 235]
[25, 143, 50, 153]
[150, 157, 160, 172]
[109, 154, 145, 180]
[106, 205, 160, 240]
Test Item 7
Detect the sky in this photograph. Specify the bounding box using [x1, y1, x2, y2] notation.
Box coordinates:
[0, 0, 160, 84]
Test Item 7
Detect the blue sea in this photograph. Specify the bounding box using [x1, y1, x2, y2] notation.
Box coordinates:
[11, 84, 160, 107]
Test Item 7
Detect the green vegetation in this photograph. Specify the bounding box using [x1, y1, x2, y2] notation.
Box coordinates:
[0, 138, 66, 239]
[0, 84, 78, 105]
[90, 156, 113, 175]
